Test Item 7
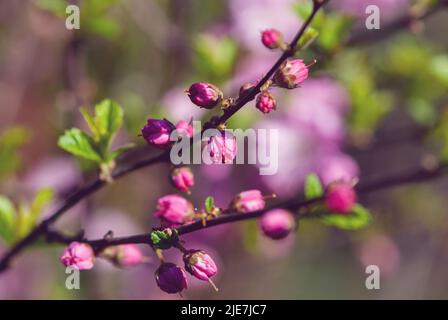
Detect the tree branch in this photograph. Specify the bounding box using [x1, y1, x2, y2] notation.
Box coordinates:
[0, 0, 328, 273]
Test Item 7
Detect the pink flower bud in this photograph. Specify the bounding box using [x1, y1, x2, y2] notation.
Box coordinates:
[261, 29, 284, 49]
[325, 182, 357, 214]
[141, 119, 175, 148]
[273, 59, 309, 89]
[171, 166, 195, 193]
[207, 130, 237, 164]
[186, 82, 223, 109]
[60, 242, 95, 270]
[154, 194, 195, 226]
[175, 120, 194, 138]
[256, 91, 277, 114]
[117, 244, 143, 267]
[231, 189, 266, 213]
[260, 209, 295, 240]
[183, 250, 218, 282]
[155, 263, 188, 294]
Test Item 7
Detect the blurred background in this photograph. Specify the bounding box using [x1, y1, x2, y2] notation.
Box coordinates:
[1, 0, 448, 299]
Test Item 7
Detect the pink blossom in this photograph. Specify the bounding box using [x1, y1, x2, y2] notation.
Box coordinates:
[154, 194, 194, 226]
[141, 119, 175, 148]
[231, 189, 266, 213]
[60, 242, 95, 270]
[186, 82, 223, 109]
[256, 91, 277, 114]
[183, 250, 218, 281]
[171, 167, 195, 193]
[175, 120, 194, 138]
[117, 244, 143, 267]
[273, 59, 309, 89]
[207, 131, 237, 164]
[261, 29, 283, 49]
[325, 182, 357, 214]
[155, 263, 188, 294]
[260, 209, 295, 240]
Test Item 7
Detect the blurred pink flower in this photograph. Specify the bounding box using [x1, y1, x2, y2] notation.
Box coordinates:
[358, 235, 401, 277]
[314, 150, 360, 187]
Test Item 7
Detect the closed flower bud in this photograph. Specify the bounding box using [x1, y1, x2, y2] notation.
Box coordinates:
[231, 189, 266, 213]
[273, 59, 309, 89]
[261, 29, 284, 49]
[183, 250, 218, 291]
[325, 181, 357, 214]
[154, 194, 195, 226]
[186, 82, 223, 109]
[60, 242, 95, 270]
[155, 263, 188, 294]
[175, 120, 194, 138]
[260, 209, 295, 240]
[207, 131, 237, 164]
[239, 82, 256, 97]
[171, 166, 195, 193]
[141, 119, 175, 148]
[256, 91, 277, 114]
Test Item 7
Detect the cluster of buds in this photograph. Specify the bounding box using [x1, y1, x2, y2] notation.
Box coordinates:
[170, 166, 195, 193]
[60, 242, 144, 270]
[324, 181, 357, 214]
[154, 249, 218, 295]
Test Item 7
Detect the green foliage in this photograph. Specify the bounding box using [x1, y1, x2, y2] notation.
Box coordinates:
[298, 27, 319, 50]
[205, 196, 215, 214]
[0, 188, 54, 245]
[58, 99, 134, 181]
[304, 173, 324, 200]
[193, 35, 239, 83]
[0, 127, 29, 178]
[321, 204, 372, 230]
[150, 228, 179, 250]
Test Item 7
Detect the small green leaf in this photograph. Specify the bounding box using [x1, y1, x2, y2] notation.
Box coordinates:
[321, 204, 372, 230]
[80, 107, 100, 141]
[30, 188, 54, 222]
[58, 128, 102, 162]
[94, 99, 123, 140]
[0, 196, 16, 244]
[205, 196, 215, 214]
[298, 27, 319, 50]
[304, 173, 324, 200]
[150, 228, 179, 250]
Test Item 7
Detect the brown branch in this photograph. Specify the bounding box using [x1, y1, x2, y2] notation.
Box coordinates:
[46, 161, 448, 252]
[0, 0, 328, 273]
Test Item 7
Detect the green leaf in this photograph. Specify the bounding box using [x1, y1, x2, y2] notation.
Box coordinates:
[298, 27, 319, 50]
[0, 196, 16, 244]
[0, 127, 29, 177]
[321, 204, 372, 230]
[431, 55, 448, 86]
[30, 188, 54, 222]
[304, 173, 324, 200]
[150, 228, 179, 250]
[94, 99, 123, 140]
[109, 143, 136, 161]
[80, 107, 100, 141]
[205, 196, 215, 214]
[58, 128, 102, 162]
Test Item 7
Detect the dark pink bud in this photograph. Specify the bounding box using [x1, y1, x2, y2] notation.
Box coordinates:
[183, 250, 218, 281]
[231, 189, 266, 213]
[261, 29, 284, 49]
[207, 130, 237, 164]
[186, 82, 223, 109]
[60, 242, 95, 270]
[141, 119, 175, 148]
[155, 263, 188, 294]
[171, 166, 195, 193]
[175, 120, 194, 138]
[154, 194, 195, 226]
[325, 182, 357, 214]
[260, 209, 295, 240]
[273, 59, 309, 89]
[256, 91, 277, 114]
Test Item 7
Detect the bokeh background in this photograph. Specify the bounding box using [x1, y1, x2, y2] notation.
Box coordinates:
[1, 0, 448, 299]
